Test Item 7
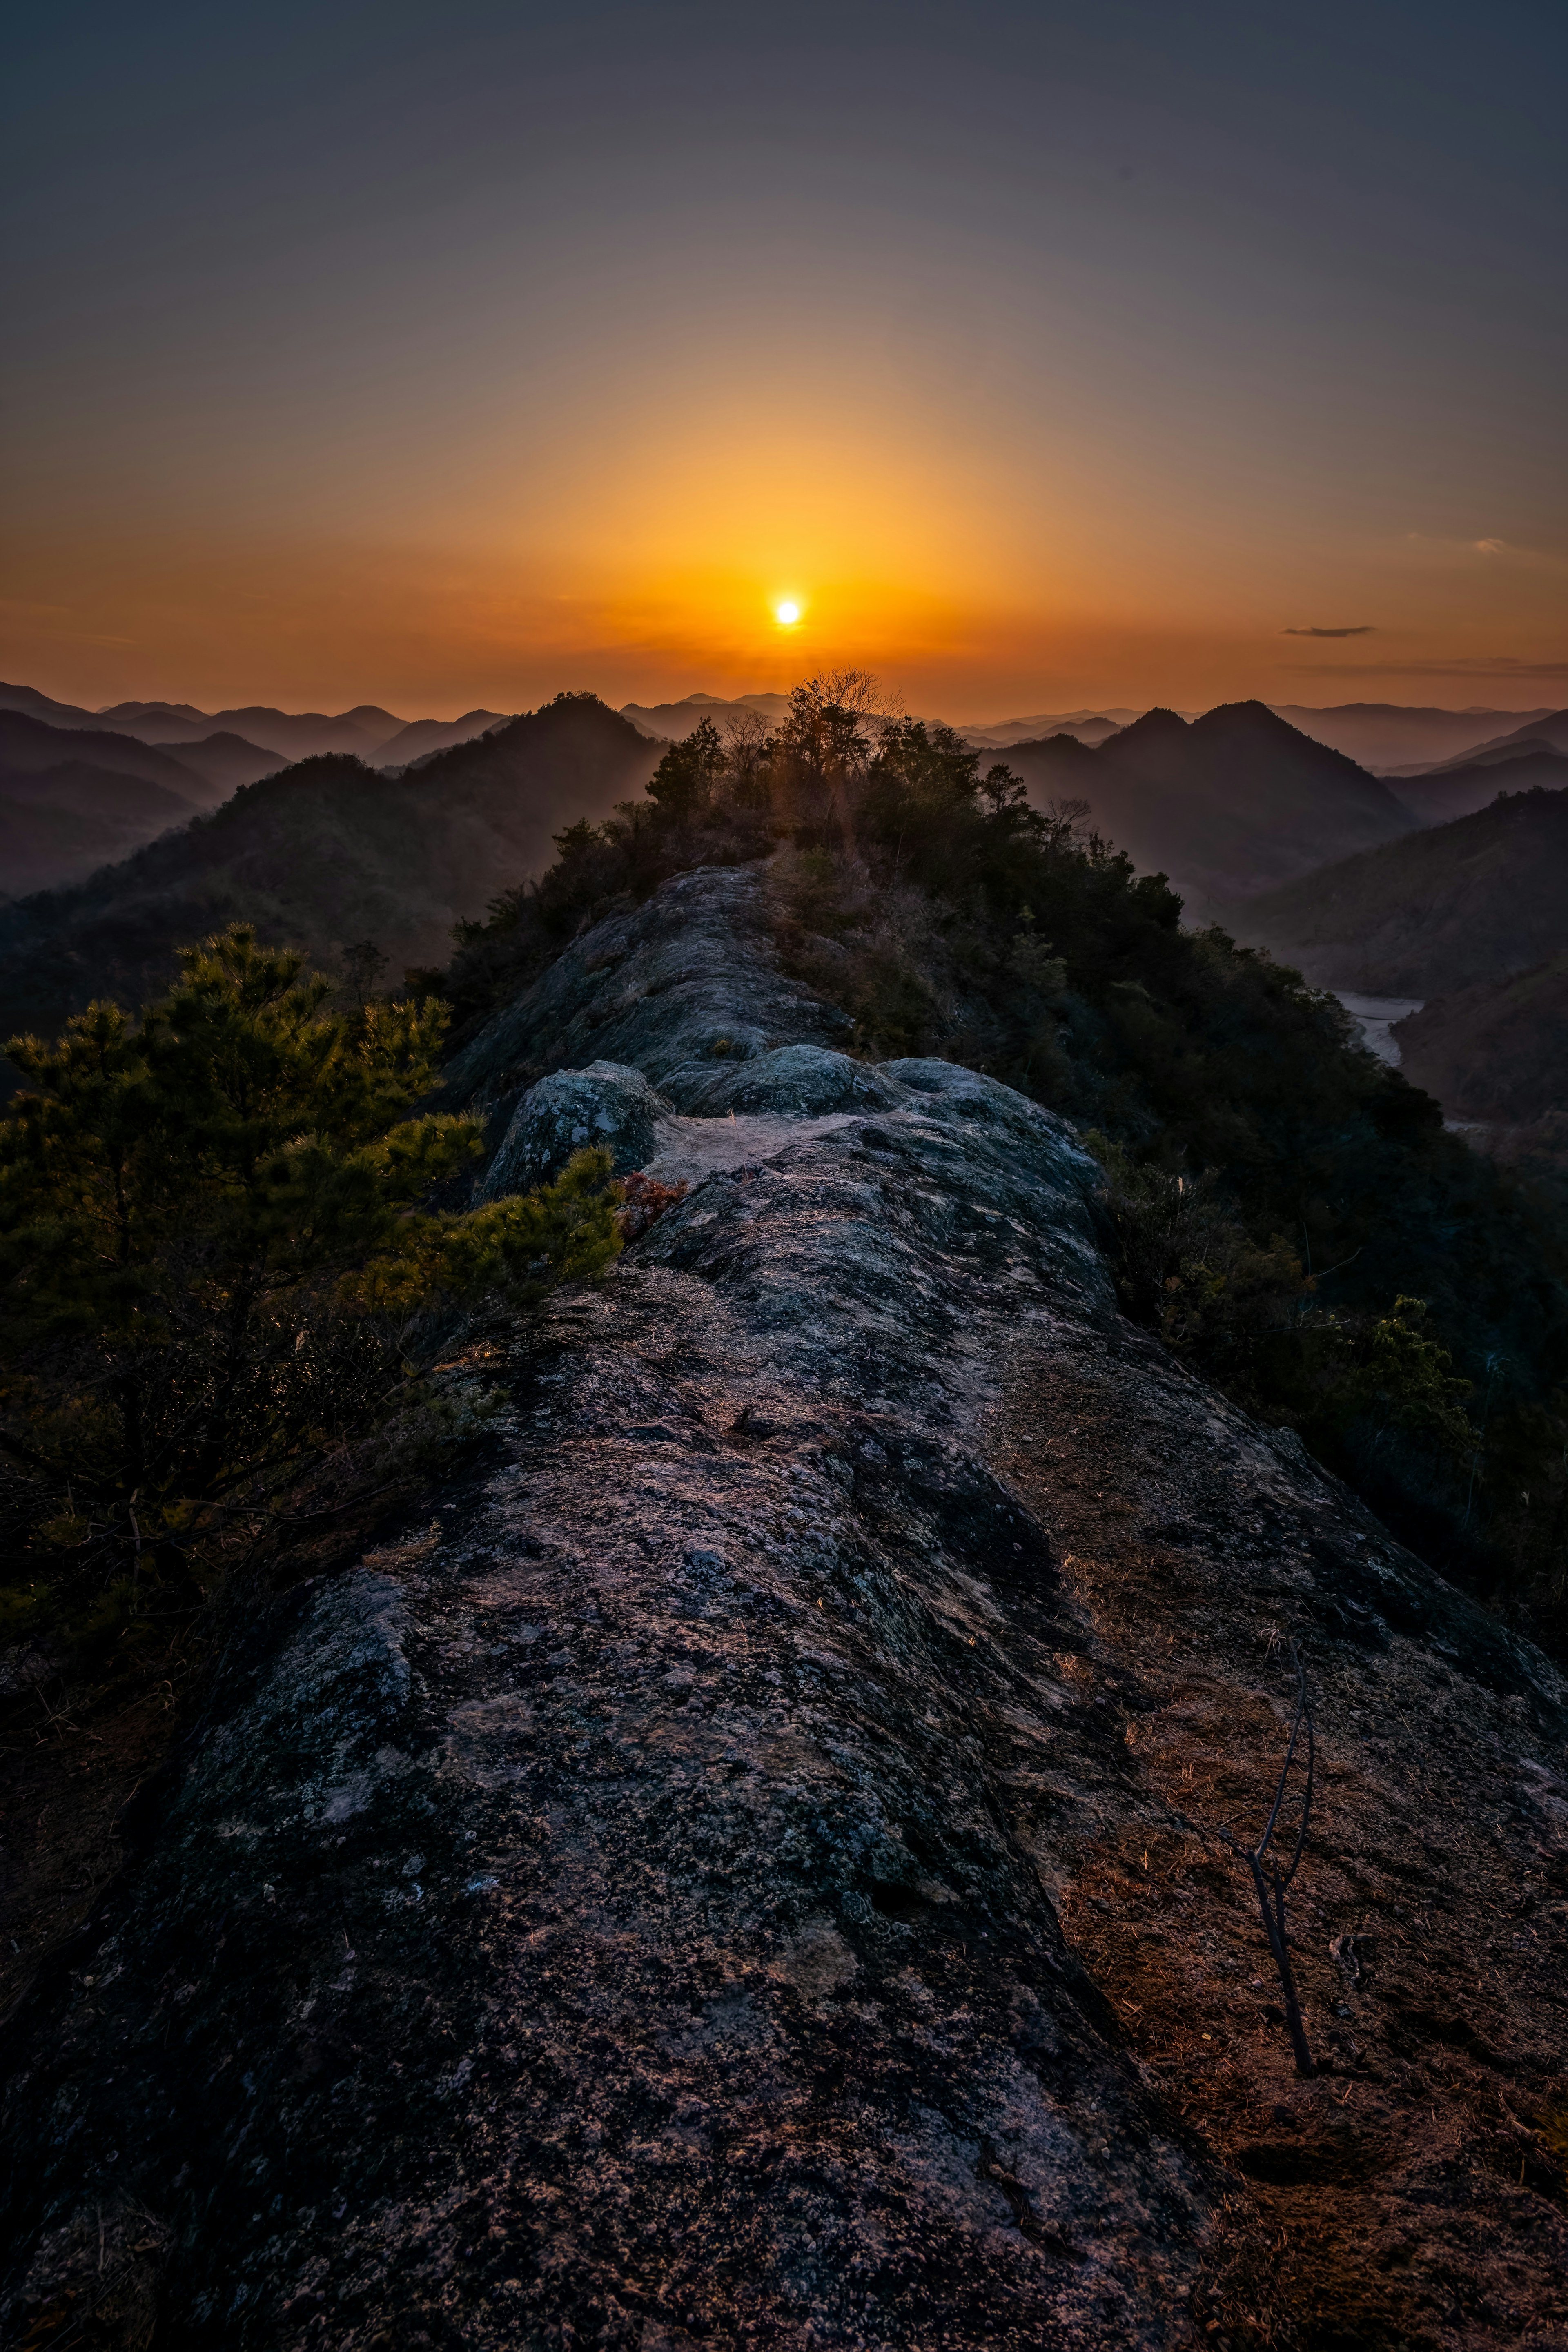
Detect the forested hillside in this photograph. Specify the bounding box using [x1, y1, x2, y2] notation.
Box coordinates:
[1236, 783, 1568, 993]
[1396, 953, 1568, 1125]
[0, 695, 659, 1051]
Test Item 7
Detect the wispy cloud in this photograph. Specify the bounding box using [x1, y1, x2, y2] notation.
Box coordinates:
[1287, 656, 1568, 679]
[1282, 625, 1374, 638]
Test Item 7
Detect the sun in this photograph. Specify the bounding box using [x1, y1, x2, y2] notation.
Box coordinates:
[775, 601, 801, 626]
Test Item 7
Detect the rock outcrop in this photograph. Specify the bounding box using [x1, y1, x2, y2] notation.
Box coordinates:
[482, 1060, 673, 1197]
[4, 868, 1565, 2351]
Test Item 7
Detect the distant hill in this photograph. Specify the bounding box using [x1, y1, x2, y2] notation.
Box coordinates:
[998, 700, 1417, 905]
[1381, 709, 1568, 780]
[157, 705, 403, 761]
[1394, 954, 1568, 1125]
[0, 694, 660, 1056]
[147, 731, 286, 802]
[0, 681, 409, 763]
[0, 713, 205, 893]
[1388, 749, 1568, 827]
[621, 693, 792, 738]
[0, 710, 199, 794]
[1269, 702, 1554, 772]
[962, 711, 1138, 749]
[1235, 784, 1568, 996]
[1, 766, 198, 897]
[377, 710, 511, 767]
[0, 682, 119, 731]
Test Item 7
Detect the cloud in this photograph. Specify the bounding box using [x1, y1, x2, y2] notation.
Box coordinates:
[1282, 625, 1374, 638]
[1472, 539, 1506, 554]
[1286, 656, 1568, 679]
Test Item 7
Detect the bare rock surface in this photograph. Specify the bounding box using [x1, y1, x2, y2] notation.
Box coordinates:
[441, 866, 853, 1118]
[483, 1061, 673, 1197]
[3, 866, 1565, 2352]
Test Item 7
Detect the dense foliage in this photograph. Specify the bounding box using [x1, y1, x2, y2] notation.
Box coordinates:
[447, 680, 1568, 1646]
[0, 927, 621, 1654]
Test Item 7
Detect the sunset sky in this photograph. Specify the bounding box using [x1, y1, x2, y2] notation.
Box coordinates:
[5, 0, 1564, 721]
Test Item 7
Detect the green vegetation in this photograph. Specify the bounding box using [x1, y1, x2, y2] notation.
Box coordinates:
[0, 927, 621, 1657]
[449, 680, 1568, 1648]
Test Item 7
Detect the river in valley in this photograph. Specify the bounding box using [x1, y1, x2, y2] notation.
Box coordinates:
[1334, 990, 1424, 1069]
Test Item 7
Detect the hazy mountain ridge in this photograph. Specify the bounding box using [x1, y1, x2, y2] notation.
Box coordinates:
[998, 699, 1417, 904]
[0, 682, 408, 764]
[376, 709, 512, 766]
[1270, 702, 1557, 772]
[1235, 784, 1568, 996]
[0, 697, 659, 1054]
[0, 713, 209, 894]
[1385, 749, 1568, 828]
[1379, 708, 1568, 780]
[619, 691, 793, 738]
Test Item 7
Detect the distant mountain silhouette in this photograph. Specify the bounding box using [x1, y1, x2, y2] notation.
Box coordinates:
[2, 766, 198, 897]
[621, 693, 792, 738]
[0, 682, 408, 762]
[0, 695, 659, 1054]
[147, 731, 286, 802]
[1387, 749, 1568, 827]
[164, 705, 403, 760]
[377, 710, 512, 767]
[1269, 702, 1555, 772]
[999, 700, 1416, 905]
[0, 681, 140, 731]
[98, 698, 209, 725]
[1394, 954, 1568, 1126]
[1235, 784, 1568, 996]
[0, 710, 199, 794]
[962, 711, 1138, 749]
[0, 713, 205, 892]
[1380, 709, 1568, 780]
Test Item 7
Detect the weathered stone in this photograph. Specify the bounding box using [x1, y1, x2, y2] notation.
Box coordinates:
[481, 1059, 670, 1198]
[674, 1042, 906, 1118]
[441, 866, 852, 1114]
[4, 862, 1564, 2351]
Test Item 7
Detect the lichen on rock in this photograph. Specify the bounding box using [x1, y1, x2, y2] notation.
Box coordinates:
[482, 1059, 672, 1197]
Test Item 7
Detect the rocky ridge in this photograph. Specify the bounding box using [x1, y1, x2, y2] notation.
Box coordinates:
[2, 868, 1565, 2351]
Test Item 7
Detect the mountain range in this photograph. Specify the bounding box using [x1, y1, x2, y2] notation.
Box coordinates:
[619, 692, 794, 737]
[1385, 746, 1568, 828]
[1269, 702, 1558, 772]
[998, 700, 1418, 904]
[0, 696, 658, 1052]
[1378, 708, 1568, 778]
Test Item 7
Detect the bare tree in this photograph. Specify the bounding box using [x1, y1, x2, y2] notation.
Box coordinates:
[1185, 1641, 1317, 2076]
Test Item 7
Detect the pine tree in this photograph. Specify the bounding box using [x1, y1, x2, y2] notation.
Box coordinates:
[0, 925, 620, 1635]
